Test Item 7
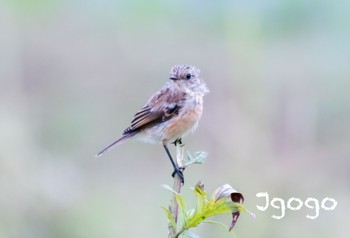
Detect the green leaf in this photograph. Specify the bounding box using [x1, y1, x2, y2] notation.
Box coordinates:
[186, 208, 195, 218]
[191, 151, 208, 164]
[161, 184, 180, 195]
[183, 151, 208, 167]
[162, 207, 176, 229]
[175, 193, 187, 230]
[202, 220, 229, 230]
[208, 199, 233, 215]
[183, 183, 209, 229]
[194, 183, 207, 215]
[165, 182, 251, 237]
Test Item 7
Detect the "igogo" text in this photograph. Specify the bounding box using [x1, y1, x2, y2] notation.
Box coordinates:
[256, 192, 337, 219]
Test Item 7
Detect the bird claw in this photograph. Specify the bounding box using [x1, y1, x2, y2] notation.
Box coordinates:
[172, 138, 184, 147]
[171, 167, 185, 184]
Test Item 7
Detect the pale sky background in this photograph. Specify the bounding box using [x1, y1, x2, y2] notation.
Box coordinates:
[0, 1, 349, 237]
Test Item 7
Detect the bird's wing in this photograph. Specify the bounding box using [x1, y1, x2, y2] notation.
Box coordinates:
[123, 87, 184, 135]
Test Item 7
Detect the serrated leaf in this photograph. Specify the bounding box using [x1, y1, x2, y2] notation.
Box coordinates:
[183, 182, 208, 229]
[194, 183, 207, 215]
[194, 182, 207, 197]
[168, 182, 250, 237]
[191, 151, 208, 164]
[175, 193, 187, 230]
[161, 207, 176, 229]
[183, 151, 208, 167]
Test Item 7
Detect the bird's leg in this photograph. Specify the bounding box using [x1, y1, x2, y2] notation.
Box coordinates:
[171, 138, 185, 174]
[163, 143, 184, 184]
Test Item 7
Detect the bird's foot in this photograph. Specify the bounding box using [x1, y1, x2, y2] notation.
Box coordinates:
[172, 138, 184, 147]
[171, 167, 185, 184]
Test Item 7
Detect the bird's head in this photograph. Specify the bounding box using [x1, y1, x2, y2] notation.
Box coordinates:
[168, 65, 208, 95]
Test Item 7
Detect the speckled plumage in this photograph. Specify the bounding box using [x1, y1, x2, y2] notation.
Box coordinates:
[97, 65, 209, 183]
[97, 65, 209, 157]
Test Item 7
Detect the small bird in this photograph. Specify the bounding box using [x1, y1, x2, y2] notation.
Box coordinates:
[96, 65, 209, 183]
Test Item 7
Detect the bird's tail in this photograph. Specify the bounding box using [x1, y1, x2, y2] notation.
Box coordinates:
[96, 133, 135, 158]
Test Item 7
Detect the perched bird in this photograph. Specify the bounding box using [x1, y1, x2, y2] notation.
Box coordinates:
[96, 65, 209, 183]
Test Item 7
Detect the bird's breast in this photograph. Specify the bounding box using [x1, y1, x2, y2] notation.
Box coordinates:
[163, 96, 203, 141]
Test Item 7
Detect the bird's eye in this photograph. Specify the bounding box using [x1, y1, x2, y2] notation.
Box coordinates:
[186, 74, 191, 79]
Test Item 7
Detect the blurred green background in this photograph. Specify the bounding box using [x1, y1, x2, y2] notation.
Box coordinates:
[1, 0, 349, 237]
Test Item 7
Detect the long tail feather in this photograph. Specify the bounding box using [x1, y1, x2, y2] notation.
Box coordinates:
[96, 133, 134, 158]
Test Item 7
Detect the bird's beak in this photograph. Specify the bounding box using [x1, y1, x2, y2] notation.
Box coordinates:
[169, 75, 178, 80]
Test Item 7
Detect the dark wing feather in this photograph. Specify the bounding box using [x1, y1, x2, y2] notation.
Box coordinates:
[123, 106, 162, 134]
[123, 87, 184, 135]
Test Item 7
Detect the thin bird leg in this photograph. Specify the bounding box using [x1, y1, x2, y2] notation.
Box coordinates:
[163, 144, 184, 184]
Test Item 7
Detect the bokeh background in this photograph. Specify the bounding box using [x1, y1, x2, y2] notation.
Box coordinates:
[1, 0, 349, 237]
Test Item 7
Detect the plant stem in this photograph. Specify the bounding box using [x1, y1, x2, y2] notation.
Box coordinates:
[168, 144, 184, 238]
